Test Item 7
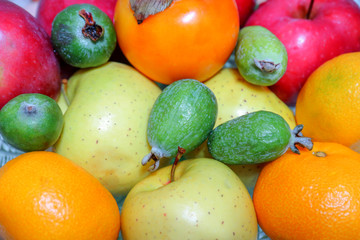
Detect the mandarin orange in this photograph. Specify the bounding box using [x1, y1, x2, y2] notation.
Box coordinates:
[253, 142, 360, 240]
[0, 151, 120, 240]
[295, 52, 360, 152]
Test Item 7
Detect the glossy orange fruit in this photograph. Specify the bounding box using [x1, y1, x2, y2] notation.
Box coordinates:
[253, 142, 360, 240]
[295, 52, 360, 152]
[114, 0, 239, 85]
[0, 151, 120, 240]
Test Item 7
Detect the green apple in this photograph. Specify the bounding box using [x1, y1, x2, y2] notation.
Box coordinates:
[186, 68, 296, 195]
[121, 158, 258, 239]
[54, 62, 166, 198]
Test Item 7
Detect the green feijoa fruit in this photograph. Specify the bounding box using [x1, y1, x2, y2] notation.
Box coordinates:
[235, 26, 288, 86]
[142, 79, 218, 171]
[207, 111, 313, 165]
[51, 4, 116, 68]
[0, 93, 64, 152]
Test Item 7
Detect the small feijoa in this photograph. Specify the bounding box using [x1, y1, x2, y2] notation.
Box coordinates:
[235, 26, 288, 86]
[51, 4, 117, 68]
[142, 79, 218, 171]
[207, 111, 313, 164]
[0, 93, 64, 152]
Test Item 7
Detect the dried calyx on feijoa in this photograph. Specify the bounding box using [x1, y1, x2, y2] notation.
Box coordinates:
[51, 4, 117, 68]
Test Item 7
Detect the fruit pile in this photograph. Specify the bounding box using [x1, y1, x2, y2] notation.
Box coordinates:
[1, 0, 360, 239]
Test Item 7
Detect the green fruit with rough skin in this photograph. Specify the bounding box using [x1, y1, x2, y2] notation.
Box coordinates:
[207, 110, 313, 164]
[51, 4, 116, 68]
[235, 26, 287, 86]
[142, 79, 218, 171]
[0, 93, 64, 152]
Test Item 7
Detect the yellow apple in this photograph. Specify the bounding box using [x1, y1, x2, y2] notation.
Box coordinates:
[54, 62, 166, 198]
[121, 158, 258, 240]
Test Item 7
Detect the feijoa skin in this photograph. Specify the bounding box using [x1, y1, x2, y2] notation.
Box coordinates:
[51, 4, 117, 68]
[207, 111, 313, 165]
[0, 93, 64, 152]
[235, 26, 288, 86]
[142, 79, 218, 171]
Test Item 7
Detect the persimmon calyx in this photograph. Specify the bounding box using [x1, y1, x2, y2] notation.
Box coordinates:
[130, 0, 173, 24]
[79, 9, 104, 42]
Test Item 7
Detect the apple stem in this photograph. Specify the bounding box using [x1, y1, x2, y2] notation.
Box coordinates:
[306, 0, 314, 19]
[61, 79, 70, 107]
[170, 146, 186, 183]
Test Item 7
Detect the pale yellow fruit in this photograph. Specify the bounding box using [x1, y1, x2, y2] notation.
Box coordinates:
[55, 62, 165, 198]
[121, 158, 258, 240]
[185, 68, 296, 194]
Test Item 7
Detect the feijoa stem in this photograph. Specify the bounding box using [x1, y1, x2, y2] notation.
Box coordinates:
[130, 0, 173, 24]
[289, 124, 313, 154]
[79, 9, 104, 41]
[170, 147, 186, 183]
[306, 0, 314, 19]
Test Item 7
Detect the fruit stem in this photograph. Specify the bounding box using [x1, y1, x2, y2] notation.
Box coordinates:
[170, 147, 186, 183]
[61, 79, 70, 107]
[79, 9, 104, 41]
[306, 0, 314, 19]
[289, 124, 313, 154]
[130, 0, 173, 24]
[254, 59, 281, 73]
[313, 151, 327, 157]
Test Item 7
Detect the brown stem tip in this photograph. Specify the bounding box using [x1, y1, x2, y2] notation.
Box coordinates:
[170, 146, 186, 183]
[130, 0, 173, 24]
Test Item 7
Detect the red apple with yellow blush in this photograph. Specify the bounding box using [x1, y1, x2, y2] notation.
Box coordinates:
[246, 0, 360, 105]
[0, 0, 61, 109]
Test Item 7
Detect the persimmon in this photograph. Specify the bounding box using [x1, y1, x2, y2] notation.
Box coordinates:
[114, 0, 239, 85]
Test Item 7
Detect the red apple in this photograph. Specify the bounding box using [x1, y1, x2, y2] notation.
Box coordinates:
[246, 0, 360, 105]
[0, 1, 61, 109]
[235, 0, 256, 26]
[36, 0, 117, 37]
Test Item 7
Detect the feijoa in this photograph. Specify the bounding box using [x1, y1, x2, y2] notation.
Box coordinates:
[207, 111, 313, 164]
[142, 79, 218, 171]
[51, 4, 117, 68]
[0, 93, 64, 152]
[235, 26, 288, 86]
